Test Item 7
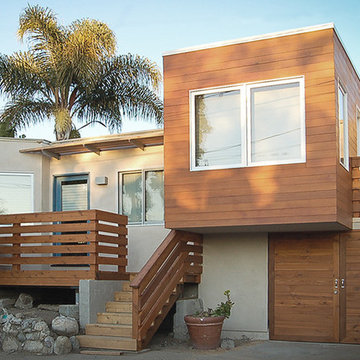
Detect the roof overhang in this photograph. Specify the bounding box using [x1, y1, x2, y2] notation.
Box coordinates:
[20, 129, 164, 159]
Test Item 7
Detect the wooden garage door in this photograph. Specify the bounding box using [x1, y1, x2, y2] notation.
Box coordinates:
[269, 232, 340, 342]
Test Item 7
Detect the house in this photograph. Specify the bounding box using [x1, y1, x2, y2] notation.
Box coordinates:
[1, 22, 360, 350]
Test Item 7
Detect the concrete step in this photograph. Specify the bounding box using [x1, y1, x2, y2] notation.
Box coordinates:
[114, 291, 132, 301]
[97, 312, 132, 325]
[77, 335, 137, 351]
[86, 323, 132, 337]
[106, 301, 132, 313]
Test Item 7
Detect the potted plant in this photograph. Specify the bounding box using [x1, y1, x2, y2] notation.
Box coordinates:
[184, 290, 234, 350]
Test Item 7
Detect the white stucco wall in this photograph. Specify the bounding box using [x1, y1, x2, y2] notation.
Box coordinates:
[199, 232, 268, 340]
[49, 145, 169, 272]
[0, 138, 50, 212]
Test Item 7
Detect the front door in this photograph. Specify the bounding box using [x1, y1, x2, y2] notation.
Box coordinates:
[269, 231, 360, 344]
[54, 174, 89, 211]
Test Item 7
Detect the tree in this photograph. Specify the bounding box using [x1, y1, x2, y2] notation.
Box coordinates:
[0, 5, 162, 140]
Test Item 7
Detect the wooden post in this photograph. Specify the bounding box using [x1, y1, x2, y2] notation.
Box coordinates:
[132, 287, 140, 346]
[12, 223, 21, 273]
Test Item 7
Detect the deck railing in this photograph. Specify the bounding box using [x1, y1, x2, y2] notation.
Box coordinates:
[352, 157, 360, 218]
[130, 230, 203, 349]
[0, 210, 128, 286]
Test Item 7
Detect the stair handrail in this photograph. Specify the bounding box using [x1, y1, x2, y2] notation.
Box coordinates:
[130, 229, 202, 349]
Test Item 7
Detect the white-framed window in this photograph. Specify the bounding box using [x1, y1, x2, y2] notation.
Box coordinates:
[118, 169, 164, 224]
[190, 76, 306, 171]
[338, 82, 349, 170]
[0, 173, 34, 214]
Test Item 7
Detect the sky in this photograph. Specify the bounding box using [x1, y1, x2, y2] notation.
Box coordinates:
[1, 0, 360, 141]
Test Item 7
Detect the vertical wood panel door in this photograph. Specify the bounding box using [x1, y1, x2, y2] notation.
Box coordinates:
[269, 233, 340, 342]
[341, 231, 360, 343]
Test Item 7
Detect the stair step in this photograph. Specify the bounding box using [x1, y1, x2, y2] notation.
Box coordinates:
[114, 291, 132, 301]
[80, 350, 124, 356]
[97, 312, 132, 325]
[77, 335, 137, 351]
[106, 301, 132, 313]
[86, 323, 132, 337]
[122, 282, 132, 292]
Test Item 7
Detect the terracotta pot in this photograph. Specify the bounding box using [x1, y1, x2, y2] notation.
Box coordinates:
[184, 315, 225, 350]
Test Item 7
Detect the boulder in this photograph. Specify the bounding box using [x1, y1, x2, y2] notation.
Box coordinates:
[14, 293, 33, 310]
[59, 304, 79, 320]
[0, 298, 16, 308]
[34, 320, 50, 339]
[2, 335, 20, 353]
[54, 336, 72, 355]
[52, 316, 79, 336]
[23, 340, 44, 354]
[43, 336, 55, 355]
[70, 335, 80, 352]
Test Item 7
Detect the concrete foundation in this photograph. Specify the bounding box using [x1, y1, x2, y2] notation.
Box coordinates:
[173, 298, 203, 341]
[79, 280, 124, 328]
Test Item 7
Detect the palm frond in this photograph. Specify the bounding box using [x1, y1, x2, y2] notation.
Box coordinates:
[0, 97, 53, 129]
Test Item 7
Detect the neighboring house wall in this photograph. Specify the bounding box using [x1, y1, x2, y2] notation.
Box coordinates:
[163, 27, 352, 230]
[48, 144, 170, 272]
[0, 138, 49, 213]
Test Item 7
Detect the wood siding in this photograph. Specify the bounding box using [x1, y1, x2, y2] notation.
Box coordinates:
[164, 28, 355, 230]
[334, 34, 360, 226]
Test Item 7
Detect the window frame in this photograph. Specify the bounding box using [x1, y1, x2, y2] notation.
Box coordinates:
[0, 172, 34, 214]
[118, 168, 164, 225]
[338, 82, 349, 171]
[189, 76, 306, 171]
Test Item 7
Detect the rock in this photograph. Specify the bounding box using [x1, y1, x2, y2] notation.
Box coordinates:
[17, 332, 26, 342]
[25, 332, 40, 340]
[2, 335, 20, 353]
[23, 340, 44, 354]
[221, 338, 235, 350]
[43, 336, 54, 355]
[34, 320, 50, 339]
[0, 298, 16, 308]
[54, 336, 72, 355]
[52, 316, 79, 336]
[59, 304, 79, 320]
[70, 335, 80, 352]
[14, 293, 33, 310]
[37, 304, 60, 312]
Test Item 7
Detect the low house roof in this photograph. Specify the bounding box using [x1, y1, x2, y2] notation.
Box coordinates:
[20, 129, 163, 159]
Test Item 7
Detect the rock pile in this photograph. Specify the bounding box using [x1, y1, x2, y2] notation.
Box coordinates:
[0, 293, 80, 355]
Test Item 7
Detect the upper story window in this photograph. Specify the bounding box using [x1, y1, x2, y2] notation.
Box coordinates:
[0, 173, 33, 214]
[119, 169, 164, 224]
[338, 83, 349, 170]
[190, 77, 306, 171]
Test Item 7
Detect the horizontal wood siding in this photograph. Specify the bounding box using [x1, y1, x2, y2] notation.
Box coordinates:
[164, 28, 345, 229]
[334, 33, 360, 227]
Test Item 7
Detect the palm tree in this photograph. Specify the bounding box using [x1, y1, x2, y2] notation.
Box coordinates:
[0, 5, 162, 140]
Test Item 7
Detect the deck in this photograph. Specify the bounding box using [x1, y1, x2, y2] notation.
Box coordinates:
[0, 210, 129, 287]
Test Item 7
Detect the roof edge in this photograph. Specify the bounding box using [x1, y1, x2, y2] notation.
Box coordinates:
[163, 23, 335, 56]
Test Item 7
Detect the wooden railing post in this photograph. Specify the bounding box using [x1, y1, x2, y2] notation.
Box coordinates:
[12, 223, 21, 273]
[132, 287, 140, 347]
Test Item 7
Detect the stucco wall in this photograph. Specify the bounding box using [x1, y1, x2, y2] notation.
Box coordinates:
[49, 145, 169, 271]
[0, 138, 49, 212]
[199, 232, 268, 340]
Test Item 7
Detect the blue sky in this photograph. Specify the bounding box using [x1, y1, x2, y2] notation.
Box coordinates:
[1, 0, 360, 140]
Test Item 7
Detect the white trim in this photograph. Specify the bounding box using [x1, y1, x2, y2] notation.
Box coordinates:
[118, 168, 164, 225]
[338, 82, 349, 171]
[190, 76, 306, 171]
[163, 23, 334, 56]
[0, 172, 34, 213]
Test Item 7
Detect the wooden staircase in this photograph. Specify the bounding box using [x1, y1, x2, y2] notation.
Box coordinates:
[77, 280, 137, 351]
[77, 230, 203, 352]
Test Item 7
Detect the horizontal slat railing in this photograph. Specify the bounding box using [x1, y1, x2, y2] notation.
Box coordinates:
[130, 230, 203, 349]
[0, 210, 128, 286]
[352, 157, 360, 217]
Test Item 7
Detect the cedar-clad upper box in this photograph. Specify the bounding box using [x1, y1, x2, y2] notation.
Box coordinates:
[163, 24, 360, 232]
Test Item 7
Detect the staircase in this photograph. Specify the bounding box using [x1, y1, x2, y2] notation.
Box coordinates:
[77, 279, 137, 351]
[77, 230, 203, 352]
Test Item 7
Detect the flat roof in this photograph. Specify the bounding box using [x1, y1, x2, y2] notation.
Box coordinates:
[163, 23, 335, 56]
[20, 129, 163, 159]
